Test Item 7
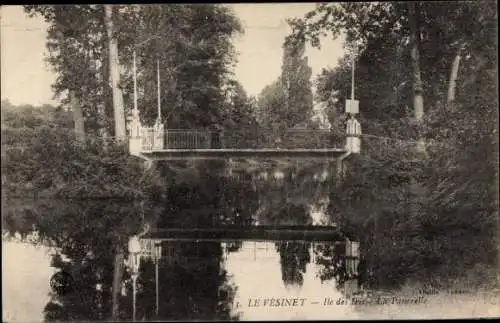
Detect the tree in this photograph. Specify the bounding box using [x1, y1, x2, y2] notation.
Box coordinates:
[287, 1, 499, 289]
[68, 91, 85, 142]
[256, 38, 314, 130]
[116, 4, 243, 129]
[25, 4, 243, 134]
[24, 5, 114, 139]
[408, 2, 424, 122]
[280, 38, 314, 128]
[221, 80, 257, 128]
[104, 5, 126, 141]
[256, 80, 287, 129]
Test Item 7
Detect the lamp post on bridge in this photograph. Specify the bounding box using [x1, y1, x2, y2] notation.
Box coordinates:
[153, 59, 165, 150]
[128, 49, 143, 156]
[345, 42, 361, 154]
[128, 35, 166, 155]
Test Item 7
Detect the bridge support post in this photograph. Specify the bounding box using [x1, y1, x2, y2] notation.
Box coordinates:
[153, 119, 164, 150]
[127, 109, 143, 156]
[345, 114, 361, 154]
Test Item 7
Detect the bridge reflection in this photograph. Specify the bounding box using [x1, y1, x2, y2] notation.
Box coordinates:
[129, 227, 362, 320]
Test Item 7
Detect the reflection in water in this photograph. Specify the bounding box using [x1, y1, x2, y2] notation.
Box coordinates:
[315, 243, 351, 290]
[2, 240, 56, 322]
[3, 158, 498, 320]
[226, 241, 358, 320]
[44, 253, 112, 321]
[41, 238, 352, 321]
[276, 242, 311, 287]
[39, 162, 348, 321]
[268, 203, 314, 288]
[125, 241, 237, 321]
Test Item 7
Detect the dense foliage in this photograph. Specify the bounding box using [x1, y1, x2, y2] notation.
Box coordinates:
[24, 5, 251, 132]
[288, 1, 499, 289]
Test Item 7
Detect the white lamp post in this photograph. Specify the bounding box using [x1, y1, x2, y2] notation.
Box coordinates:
[153, 59, 164, 150]
[153, 241, 162, 317]
[128, 49, 143, 156]
[345, 42, 361, 154]
[130, 35, 166, 154]
[128, 235, 142, 322]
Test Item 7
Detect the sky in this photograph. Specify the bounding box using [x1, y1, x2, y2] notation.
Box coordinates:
[0, 4, 346, 107]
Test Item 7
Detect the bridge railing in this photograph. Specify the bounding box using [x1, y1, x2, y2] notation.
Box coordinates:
[221, 129, 346, 149]
[140, 127, 347, 150]
[136, 126, 433, 157]
[361, 134, 420, 156]
[164, 130, 213, 149]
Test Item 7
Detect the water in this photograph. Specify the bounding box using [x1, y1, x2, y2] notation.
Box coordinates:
[2, 239, 56, 322]
[2, 167, 499, 321]
[3, 238, 498, 321]
[225, 241, 358, 320]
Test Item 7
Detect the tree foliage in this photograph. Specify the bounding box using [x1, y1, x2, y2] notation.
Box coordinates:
[116, 4, 243, 129]
[256, 38, 314, 129]
[289, 1, 499, 289]
[280, 39, 314, 128]
[255, 80, 287, 128]
[24, 4, 244, 132]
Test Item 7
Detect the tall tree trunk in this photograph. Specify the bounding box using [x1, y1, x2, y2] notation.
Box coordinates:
[407, 2, 426, 227]
[70, 91, 86, 143]
[408, 2, 426, 155]
[408, 2, 424, 122]
[111, 245, 125, 320]
[447, 43, 466, 107]
[105, 5, 127, 306]
[104, 5, 126, 142]
[98, 26, 110, 150]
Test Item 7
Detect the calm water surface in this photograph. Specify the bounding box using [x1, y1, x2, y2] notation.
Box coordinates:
[2, 168, 499, 321]
[3, 236, 499, 321]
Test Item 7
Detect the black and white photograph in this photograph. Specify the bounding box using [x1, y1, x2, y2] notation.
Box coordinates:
[1, 2, 499, 321]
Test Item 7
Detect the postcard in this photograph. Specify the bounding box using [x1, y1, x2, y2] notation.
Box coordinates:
[2, 2, 498, 321]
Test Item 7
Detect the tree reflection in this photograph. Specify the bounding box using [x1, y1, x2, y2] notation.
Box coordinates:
[40, 160, 351, 321]
[43, 223, 239, 322]
[248, 163, 344, 289]
[44, 251, 112, 321]
[41, 171, 254, 321]
[120, 242, 238, 321]
[276, 241, 311, 287]
[274, 204, 312, 287]
[314, 243, 350, 290]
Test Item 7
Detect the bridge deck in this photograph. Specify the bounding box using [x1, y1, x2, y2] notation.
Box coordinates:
[131, 127, 350, 160]
[139, 148, 348, 161]
[143, 225, 346, 242]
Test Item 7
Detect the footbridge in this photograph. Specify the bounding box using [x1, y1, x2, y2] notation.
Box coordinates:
[128, 125, 356, 162]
